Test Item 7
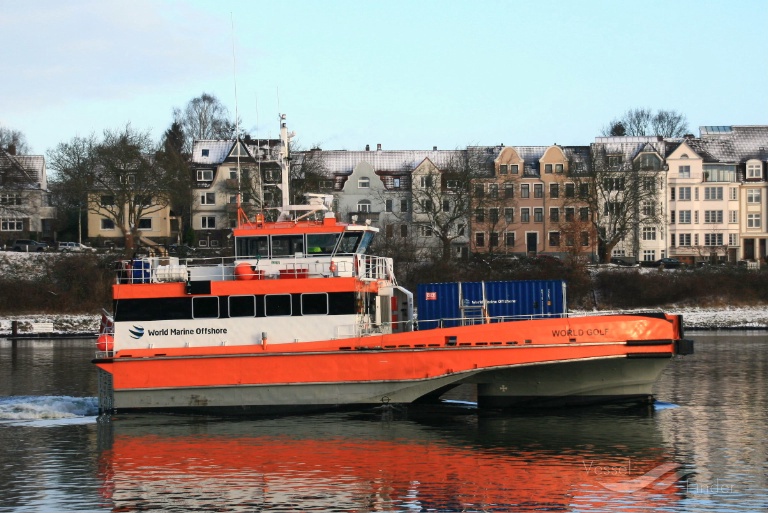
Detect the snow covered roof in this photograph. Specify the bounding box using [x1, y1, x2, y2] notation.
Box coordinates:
[0, 151, 47, 189]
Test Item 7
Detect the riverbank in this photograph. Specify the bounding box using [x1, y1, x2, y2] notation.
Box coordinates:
[1, 306, 767, 338]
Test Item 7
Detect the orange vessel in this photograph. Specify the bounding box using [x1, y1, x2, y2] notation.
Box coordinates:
[93, 117, 693, 415]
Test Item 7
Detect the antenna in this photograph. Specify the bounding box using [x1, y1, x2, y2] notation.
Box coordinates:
[230, 13, 245, 226]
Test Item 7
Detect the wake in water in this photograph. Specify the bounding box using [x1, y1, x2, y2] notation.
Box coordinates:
[0, 396, 99, 425]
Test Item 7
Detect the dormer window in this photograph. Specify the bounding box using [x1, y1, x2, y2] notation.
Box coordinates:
[202, 149, 209, 157]
[746, 160, 762, 180]
[197, 169, 214, 181]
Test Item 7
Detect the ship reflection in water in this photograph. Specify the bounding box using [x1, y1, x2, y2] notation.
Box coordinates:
[97, 405, 685, 512]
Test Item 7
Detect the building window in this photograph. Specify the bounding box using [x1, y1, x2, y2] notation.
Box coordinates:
[358, 177, 370, 189]
[201, 149, 209, 157]
[400, 199, 408, 212]
[747, 189, 761, 203]
[201, 216, 216, 229]
[521, 184, 530, 198]
[100, 218, 115, 230]
[642, 250, 656, 262]
[565, 183, 575, 198]
[545, 164, 553, 174]
[670, 187, 676, 201]
[474, 184, 484, 197]
[357, 200, 371, 213]
[642, 201, 655, 217]
[504, 183, 514, 198]
[678, 187, 691, 201]
[679, 165, 691, 178]
[678, 233, 691, 246]
[748, 214, 761, 228]
[499, 164, 508, 175]
[704, 210, 723, 223]
[457, 223, 465, 236]
[548, 231, 560, 246]
[730, 187, 738, 200]
[385, 199, 393, 212]
[642, 227, 656, 240]
[579, 207, 589, 222]
[393, 178, 401, 188]
[670, 211, 675, 224]
[555, 164, 563, 174]
[704, 187, 723, 200]
[504, 208, 514, 223]
[579, 183, 589, 198]
[100, 195, 115, 207]
[534, 208, 543, 222]
[565, 234, 575, 246]
[729, 233, 738, 246]
[643, 177, 656, 191]
[747, 161, 762, 179]
[511, 164, 519, 174]
[197, 169, 213, 181]
[679, 210, 691, 224]
[521, 208, 530, 223]
[694, 211, 699, 224]
[565, 208, 574, 222]
[670, 234, 675, 246]
[400, 225, 408, 237]
[704, 233, 724, 246]
[490, 232, 499, 247]
[608, 155, 623, 169]
[475, 232, 485, 247]
[549, 208, 559, 222]
[505, 231, 515, 247]
[446, 179, 459, 190]
[138, 218, 152, 230]
[420, 225, 433, 237]
[534, 184, 543, 198]
[639, 154, 661, 170]
[581, 231, 589, 246]
[489, 208, 499, 224]
[729, 210, 738, 223]
[1, 218, 24, 231]
[419, 176, 433, 188]
[475, 208, 485, 223]
[201, 192, 216, 205]
[488, 184, 499, 199]
[550, 184, 559, 198]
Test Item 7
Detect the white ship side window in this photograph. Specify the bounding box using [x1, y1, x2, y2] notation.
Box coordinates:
[229, 295, 256, 317]
[192, 297, 219, 319]
[302, 293, 329, 315]
[265, 294, 292, 316]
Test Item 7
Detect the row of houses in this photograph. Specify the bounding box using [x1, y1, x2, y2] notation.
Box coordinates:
[2, 125, 767, 265]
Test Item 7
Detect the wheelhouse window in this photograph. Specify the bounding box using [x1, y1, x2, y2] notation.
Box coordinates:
[271, 234, 304, 257]
[307, 233, 341, 255]
[236, 236, 269, 258]
[336, 231, 367, 254]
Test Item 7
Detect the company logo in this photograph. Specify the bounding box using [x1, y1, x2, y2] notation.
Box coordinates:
[129, 325, 145, 339]
[583, 459, 686, 493]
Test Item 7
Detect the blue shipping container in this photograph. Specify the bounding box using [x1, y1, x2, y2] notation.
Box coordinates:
[416, 280, 567, 330]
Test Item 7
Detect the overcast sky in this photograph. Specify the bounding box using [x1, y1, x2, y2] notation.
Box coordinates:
[1, 0, 766, 156]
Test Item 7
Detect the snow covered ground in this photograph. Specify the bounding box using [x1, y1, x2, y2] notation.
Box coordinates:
[1, 306, 767, 336]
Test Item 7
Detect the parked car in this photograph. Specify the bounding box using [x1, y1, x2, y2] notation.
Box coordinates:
[11, 239, 48, 252]
[610, 257, 635, 266]
[58, 241, 97, 253]
[653, 257, 683, 269]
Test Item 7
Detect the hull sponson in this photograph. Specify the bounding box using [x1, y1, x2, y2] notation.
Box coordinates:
[475, 356, 672, 408]
[95, 313, 684, 414]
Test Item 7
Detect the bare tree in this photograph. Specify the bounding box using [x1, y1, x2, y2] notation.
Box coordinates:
[49, 125, 172, 250]
[156, 122, 194, 242]
[173, 93, 236, 155]
[568, 150, 664, 263]
[602, 108, 689, 138]
[0, 125, 31, 155]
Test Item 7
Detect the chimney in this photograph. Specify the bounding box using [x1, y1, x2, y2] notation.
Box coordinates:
[433, 146, 437, 151]
[365, 144, 370, 151]
[376, 143, 382, 151]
